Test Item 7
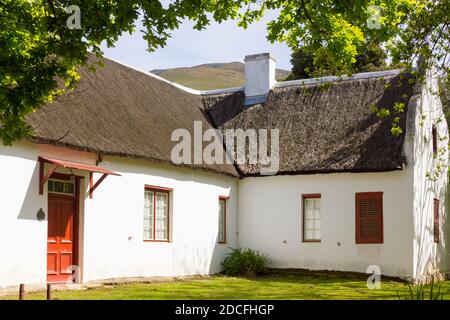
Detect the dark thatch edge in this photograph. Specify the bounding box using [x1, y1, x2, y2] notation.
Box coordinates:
[26, 136, 240, 178]
[238, 166, 405, 179]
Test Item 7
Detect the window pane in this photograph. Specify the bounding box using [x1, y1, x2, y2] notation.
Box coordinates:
[303, 197, 321, 241]
[314, 208, 320, 219]
[155, 193, 168, 240]
[48, 180, 74, 195]
[314, 220, 321, 229]
[314, 199, 321, 210]
[305, 219, 314, 230]
[144, 191, 154, 240]
[54, 181, 64, 193]
[64, 182, 74, 194]
[218, 200, 226, 242]
[314, 230, 321, 240]
[304, 209, 314, 219]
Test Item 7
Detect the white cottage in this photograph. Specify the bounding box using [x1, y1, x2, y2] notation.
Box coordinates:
[0, 52, 448, 288]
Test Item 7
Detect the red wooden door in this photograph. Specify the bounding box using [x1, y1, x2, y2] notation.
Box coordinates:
[47, 195, 77, 283]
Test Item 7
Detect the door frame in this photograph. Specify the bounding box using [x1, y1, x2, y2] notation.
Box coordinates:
[47, 173, 82, 283]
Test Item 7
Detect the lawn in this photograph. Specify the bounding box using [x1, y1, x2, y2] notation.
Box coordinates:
[2, 274, 449, 300]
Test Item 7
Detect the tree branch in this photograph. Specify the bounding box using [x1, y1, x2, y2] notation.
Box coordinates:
[299, 0, 316, 28]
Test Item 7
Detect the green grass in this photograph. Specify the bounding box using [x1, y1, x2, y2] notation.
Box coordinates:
[3, 274, 450, 300]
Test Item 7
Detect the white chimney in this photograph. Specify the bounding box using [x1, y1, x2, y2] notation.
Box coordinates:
[244, 53, 276, 105]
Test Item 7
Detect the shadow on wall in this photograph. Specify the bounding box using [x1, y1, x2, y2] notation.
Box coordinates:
[209, 242, 232, 275]
[171, 241, 228, 276]
[413, 118, 449, 279]
[8, 150, 46, 222]
[170, 221, 232, 276]
[17, 163, 41, 221]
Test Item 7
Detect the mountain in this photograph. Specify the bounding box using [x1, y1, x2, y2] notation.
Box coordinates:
[150, 62, 290, 90]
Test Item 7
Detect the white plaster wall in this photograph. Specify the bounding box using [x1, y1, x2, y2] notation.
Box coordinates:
[0, 143, 237, 287]
[237, 169, 415, 278]
[0, 142, 46, 288]
[78, 156, 237, 282]
[412, 74, 450, 279]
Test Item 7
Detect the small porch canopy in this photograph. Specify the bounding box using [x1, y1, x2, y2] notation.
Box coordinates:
[38, 156, 121, 198]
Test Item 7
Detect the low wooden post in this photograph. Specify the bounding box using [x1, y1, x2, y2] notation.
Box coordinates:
[46, 284, 52, 301]
[19, 284, 25, 300]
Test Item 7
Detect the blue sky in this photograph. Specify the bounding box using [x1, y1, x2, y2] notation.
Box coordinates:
[100, 10, 292, 72]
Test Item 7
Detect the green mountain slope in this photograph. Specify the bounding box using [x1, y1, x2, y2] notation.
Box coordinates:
[151, 62, 290, 90]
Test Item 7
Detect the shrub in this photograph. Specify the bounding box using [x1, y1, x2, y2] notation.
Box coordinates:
[222, 248, 268, 276]
[396, 279, 444, 300]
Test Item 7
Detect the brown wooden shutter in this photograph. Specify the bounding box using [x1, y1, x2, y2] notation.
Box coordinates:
[434, 198, 440, 243]
[432, 125, 437, 154]
[355, 192, 383, 244]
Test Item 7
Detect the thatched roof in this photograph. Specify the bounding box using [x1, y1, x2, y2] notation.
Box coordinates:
[26, 56, 239, 177]
[202, 73, 414, 176]
[26, 54, 414, 178]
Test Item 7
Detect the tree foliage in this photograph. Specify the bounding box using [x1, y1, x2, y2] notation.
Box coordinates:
[439, 77, 450, 127]
[287, 43, 389, 80]
[1, 0, 449, 144]
[0, 0, 240, 144]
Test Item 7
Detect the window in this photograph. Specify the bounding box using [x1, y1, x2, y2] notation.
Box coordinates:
[432, 125, 437, 155]
[144, 187, 170, 241]
[434, 198, 440, 243]
[48, 179, 75, 195]
[302, 194, 321, 242]
[355, 192, 383, 244]
[218, 197, 227, 243]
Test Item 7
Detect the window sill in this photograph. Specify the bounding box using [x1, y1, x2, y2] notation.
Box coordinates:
[144, 240, 170, 243]
[303, 240, 321, 243]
